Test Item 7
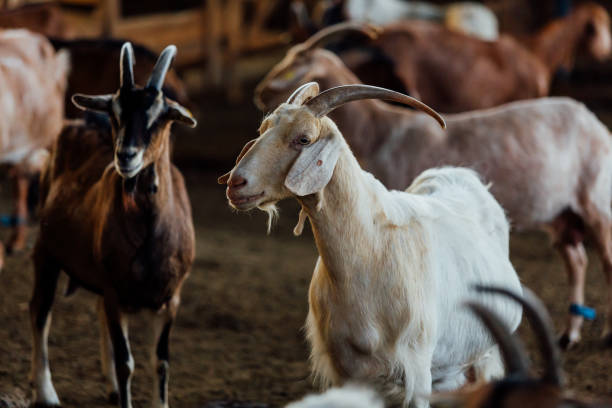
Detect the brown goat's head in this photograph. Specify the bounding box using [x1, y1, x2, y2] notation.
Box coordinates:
[577, 2, 611, 61]
[220, 82, 443, 230]
[431, 286, 606, 408]
[254, 22, 381, 113]
[71, 42, 196, 179]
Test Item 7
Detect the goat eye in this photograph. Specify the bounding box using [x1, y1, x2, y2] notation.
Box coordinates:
[297, 136, 310, 145]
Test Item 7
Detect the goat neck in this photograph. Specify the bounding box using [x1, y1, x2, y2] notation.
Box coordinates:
[526, 5, 606, 74]
[296, 125, 386, 284]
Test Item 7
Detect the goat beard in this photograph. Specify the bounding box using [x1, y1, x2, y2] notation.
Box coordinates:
[122, 176, 139, 211]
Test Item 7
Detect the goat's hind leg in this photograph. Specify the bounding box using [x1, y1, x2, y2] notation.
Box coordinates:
[550, 210, 589, 349]
[582, 204, 612, 346]
[150, 295, 180, 408]
[7, 169, 29, 253]
[29, 249, 61, 407]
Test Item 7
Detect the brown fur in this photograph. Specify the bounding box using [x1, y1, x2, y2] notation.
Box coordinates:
[38, 119, 194, 309]
[342, 3, 610, 113]
[0, 3, 72, 38]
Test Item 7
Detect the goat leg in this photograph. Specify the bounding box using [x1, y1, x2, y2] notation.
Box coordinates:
[7, 170, 29, 253]
[103, 298, 134, 408]
[98, 298, 119, 403]
[29, 249, 61, 407]
[150, 296, 179, 408]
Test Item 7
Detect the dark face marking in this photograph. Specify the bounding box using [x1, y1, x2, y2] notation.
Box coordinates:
[112, 87, 166, 178]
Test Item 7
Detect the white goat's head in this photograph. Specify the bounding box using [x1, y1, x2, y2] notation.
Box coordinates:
[254, 22, 381, 112]
[220, 82, 444, 229]
[71, 42, 196, 180]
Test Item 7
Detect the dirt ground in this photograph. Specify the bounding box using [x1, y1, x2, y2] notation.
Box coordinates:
[1, 90, 612, 407]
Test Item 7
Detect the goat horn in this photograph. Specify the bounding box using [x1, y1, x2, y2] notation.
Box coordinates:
[465, 301, 531, 378]
[120, 42, 135, 89]
[147, 45, 177, 91]
[301, 21, 381, 52]
[306, 85, 446, 128]
[474, 285, 563, 386]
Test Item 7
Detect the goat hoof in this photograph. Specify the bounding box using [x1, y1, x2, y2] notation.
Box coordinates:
[5, 237, 26, 254]
[602, 333, 612, 348]
[558, 333, 579, 350]
[108, 391, 119, 404]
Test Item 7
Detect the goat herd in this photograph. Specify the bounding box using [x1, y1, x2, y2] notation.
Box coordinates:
[1, 2, 612, 408]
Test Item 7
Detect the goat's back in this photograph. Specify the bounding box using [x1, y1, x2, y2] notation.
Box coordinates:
[0, 29, 69, 166]
[351, 20, 546, 112]
[400, 167, 522, 380]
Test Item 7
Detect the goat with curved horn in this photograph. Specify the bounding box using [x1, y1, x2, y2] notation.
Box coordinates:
[146, 44, 177, 91]
[119, 42, 135, 89]
[474, 285, 564, 386]
[300, 21, 381, 52]
[305, 84, 446, 128]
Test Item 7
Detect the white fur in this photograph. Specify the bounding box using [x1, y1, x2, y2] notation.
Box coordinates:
[230, 109, 523, 407]
[344, 0, 498, 40]
[0, 29, 68, 171]
[286, 385, 383, 408]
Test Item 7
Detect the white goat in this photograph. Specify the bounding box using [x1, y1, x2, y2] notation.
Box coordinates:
[220, 83, 523, 407]
[0, 28, 69, 265]
[254, 27, 612, 350]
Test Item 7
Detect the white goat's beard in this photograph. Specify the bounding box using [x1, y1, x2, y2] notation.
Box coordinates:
[258, 201, 279, 234]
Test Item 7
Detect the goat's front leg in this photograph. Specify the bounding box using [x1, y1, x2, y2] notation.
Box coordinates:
[98, 298, 119, 404]
[29, 251, 61, 407]
[103, 297, 134, 408]
[403, 346, 433, 408]
[150, 295, 180, 408]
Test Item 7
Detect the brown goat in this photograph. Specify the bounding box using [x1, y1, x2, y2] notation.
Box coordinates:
[433, 285, 612, 408]
[49, 38, 189, 118]
[255, 25, 612, 351]
[339, 3, 610, 113]
[0, 3, 72, 39]
[0, 28, 68, 268]
[30, 43, 196, 408]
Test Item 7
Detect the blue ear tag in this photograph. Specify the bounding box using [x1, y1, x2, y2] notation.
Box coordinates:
[569, 303, 596, 320]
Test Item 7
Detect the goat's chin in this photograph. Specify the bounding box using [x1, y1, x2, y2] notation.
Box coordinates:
[228, 192, 266, 211]
[115, 163, 143, 179]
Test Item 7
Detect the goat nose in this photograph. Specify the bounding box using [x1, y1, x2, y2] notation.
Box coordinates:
[117, 151, 137, 162]
[228, 175, 247, 189]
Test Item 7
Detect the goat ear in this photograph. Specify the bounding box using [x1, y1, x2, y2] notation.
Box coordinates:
[71, 94, 113, 113]
[284, 133, 341, 196]
[286, 81, 320, 105]
[165, 100, 197, 128]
